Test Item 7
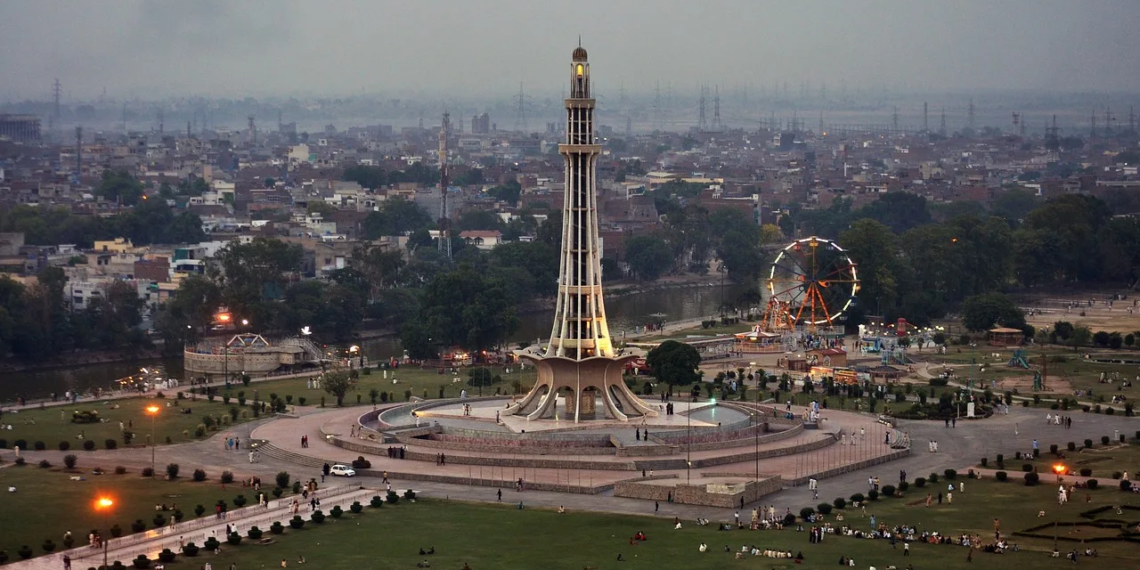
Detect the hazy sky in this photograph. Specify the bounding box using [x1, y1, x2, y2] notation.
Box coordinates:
[2, 0, 1139, 101]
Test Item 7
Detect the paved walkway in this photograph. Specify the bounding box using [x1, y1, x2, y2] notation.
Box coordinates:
[5, 484, 377, 570]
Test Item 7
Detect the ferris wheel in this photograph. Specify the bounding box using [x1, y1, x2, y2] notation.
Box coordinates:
[766, 237, 859, 328]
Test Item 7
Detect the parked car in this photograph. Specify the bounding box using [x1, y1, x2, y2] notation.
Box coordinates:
[330, 464, 356, 477]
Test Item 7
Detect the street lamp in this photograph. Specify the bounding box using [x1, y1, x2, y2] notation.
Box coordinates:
[95, 497, 114, 570]
[146, 405, 160, 475]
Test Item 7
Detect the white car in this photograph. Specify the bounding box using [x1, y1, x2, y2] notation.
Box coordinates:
[329, 464, 356, 477]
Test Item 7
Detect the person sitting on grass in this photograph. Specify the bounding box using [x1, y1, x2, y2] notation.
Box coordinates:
[698, 543, 708, 553]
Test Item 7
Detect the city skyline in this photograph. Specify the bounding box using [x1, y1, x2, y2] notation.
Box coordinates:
[2, 0, 1140, 101]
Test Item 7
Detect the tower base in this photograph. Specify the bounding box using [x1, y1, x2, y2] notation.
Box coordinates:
[506, 350, 659, 422]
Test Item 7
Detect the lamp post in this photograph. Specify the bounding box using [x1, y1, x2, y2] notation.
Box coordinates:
[95, 497, 113, 570]
[752, 411, 759, 483]
[146, 405, 160, 475]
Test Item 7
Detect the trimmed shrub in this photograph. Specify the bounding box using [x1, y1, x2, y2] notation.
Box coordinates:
[192, 469, 206, 482]
[1015, 451, 1022, 460]
[158, 549, 176, 563]
[1087, 479, 1099, 490]
[1122, 480, 1134, 491]
[898, 481, 909, 492]
[868, 490, 879, 501]
[310, 510, 326, 524]
[33, 441, 45, 451]
[129, 519, 145, 533]
[58, 441, 70, 451]
[1024, 472, 1040, 486]
[226, 532, 241, 546]
[928, 474, 939, 483]
[1113, 472, 1123, 480]
[115, 466, 127, 475]
[783, 513, 796, 526]
[104, 439, 117, 450]
[194, 504, 206, 517]
[980, 457, 988, 467]
[13, 439, 27, 449]
[83, 440, 96, 451]
[63, 454, 78, 469]
[270, 521, 285, 535]
[110, 524, 122, 538]
[914, 477, 926, 488]
[1084, 439, 1093, 449]
[1022, 464, 1034, 472]
[330, 506, 344, 518]
[275, 471, 291, 489]
[142, 467, 154, 477]
[173, 510, 183, 523]
[881, 485, 897, 497]
[233, 495, 247, 508]
[152, 514, 166, 528]
[289, 516, 305, 529]
[132, 555, 151, 569]
[1068, 442, 1077, 451]
[833, 498, 847, 510]
[996, 471, 1008, 482]
[38, 459, 51, 469]
[1079, 468, 1092, 477]
[386, 490, 400, 504]
[799, 507, 815, 520]
[14, 457, 25, 466]
[350, 501, 364, 514]
[42, 540, 57, 553]
[291, 481, 301, 494]
[182, 543, 199, 557]
[370, 496, 384, 508]
[165, 463, 179, 479]
[404, 489, 417, 501]
[16, 546, 32, 560]
[1049, 444, 1059, 455]
[944, 469, 957, 480]
[272, 488, 283, 498]
[203, 537, 220, 552]
[1101, 436, 1111, 445]
[247, 527, 263, 540]
[220, 471, 234, 484]
[849, 492, 865, 503]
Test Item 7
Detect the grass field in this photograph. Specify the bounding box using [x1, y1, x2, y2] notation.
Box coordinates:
[136, 478, 1140, 570]
[234, 366, 539, 409]
[980, 438, 1140, 479]
[0, 466, 298, 559]
[0, 397, 259, 451]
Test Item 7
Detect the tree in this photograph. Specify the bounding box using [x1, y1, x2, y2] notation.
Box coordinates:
[841, 219, 902, 317]
[490, 241, 559, 297]
[624, 236, 672, 281]
[487, 180, 522, 206]
[361, 199, 433, 239]
[343, 165, 387, 190]
[991, 188, 1038, 223]
[716, 230, 766, 284]
[457, 210, 503, 231]
[1070, 326, 1093, 351]
[307, 201, 338, 218]
[960, 292, 1025, 332]
[400, 264, 519, 358]
[96, 170, 145, 206]
[154, 275, 221, 353]
[646, 340, 702, 393]
[322, 370, 358, 407]
[211, 238, 303, 327]
[857, 192, 931, 234]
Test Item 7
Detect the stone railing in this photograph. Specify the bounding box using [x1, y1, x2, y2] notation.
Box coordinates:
[613, 476, 784, 507]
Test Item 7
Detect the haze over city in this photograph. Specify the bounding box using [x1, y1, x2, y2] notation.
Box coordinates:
[2, 0, 1140, 101]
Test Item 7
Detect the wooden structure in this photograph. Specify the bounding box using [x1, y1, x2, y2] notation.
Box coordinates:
[987, 327, 1024, 347]
[807, 347, 847, 367]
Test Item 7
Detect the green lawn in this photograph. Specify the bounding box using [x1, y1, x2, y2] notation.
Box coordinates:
[0, 396, 259, 451]
[924, 347, 1139, 401]
[0, 466, 298, 559]
[147, 479, 1140, 570]
[981, 439, 1140, 480]
[234, 366, 538, 409]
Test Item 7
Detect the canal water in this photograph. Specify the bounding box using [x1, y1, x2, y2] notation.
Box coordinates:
[0, 283, 747, 402]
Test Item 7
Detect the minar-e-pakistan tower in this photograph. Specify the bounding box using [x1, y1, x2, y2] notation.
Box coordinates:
[507, 45, 657, 423]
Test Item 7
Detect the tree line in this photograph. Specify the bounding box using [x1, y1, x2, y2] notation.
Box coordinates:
[784, 192, 1140, 327]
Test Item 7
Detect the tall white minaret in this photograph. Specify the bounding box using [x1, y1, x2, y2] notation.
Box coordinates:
[547, 45, 612, 360]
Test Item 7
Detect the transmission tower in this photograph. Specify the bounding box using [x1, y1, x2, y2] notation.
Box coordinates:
[52, 79, 62, 123]
[438, 112, 452, 259]
[157, 108, 164, 135]
[967, 98, 976, 130]
[626, 116, 632, 138]
[653, 81, 662, 130]
[121, 104, 128, 133]
[712, 85, 722, 131]
[514, 83, 528, 133]
[1130, 106, 1136, 134]
[1090, 110, 1097, 137]
[939, 107, 947, 136]
[1105, 107, 1113, 136]
[74, 126, 82, 175]
[892, 106, 899, 133]
[698, 86, 708, 131]
[818, 111, 824, 136]
[1045, 114, 1060, 155]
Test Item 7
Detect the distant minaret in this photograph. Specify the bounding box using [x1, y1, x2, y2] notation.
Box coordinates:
[438, 112, 452, 259]
[967, 98, 975, 130]
[698, 86, 707, 131]
[75, 126, 83, 175]
[923, 102, 929, 132]
[712, 85, 722, 131]
[939, 107, 947, 136]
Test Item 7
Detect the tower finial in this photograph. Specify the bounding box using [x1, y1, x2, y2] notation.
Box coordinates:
[578, 35, 581, 47]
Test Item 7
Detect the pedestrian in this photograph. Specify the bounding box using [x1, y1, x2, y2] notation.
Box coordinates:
[903, 543, 909, 556]
[497, 489, 502, 502]
[63, 555, 71, 570]
[655, 501, 659, 513]
[952, 417, 956, 428]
